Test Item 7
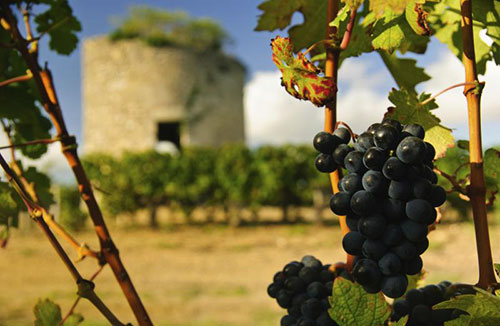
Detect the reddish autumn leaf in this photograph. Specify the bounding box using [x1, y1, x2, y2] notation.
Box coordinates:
[271, 36, 337, 106]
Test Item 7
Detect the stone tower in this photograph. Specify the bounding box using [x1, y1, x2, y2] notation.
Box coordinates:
[82, 36, 246, 155]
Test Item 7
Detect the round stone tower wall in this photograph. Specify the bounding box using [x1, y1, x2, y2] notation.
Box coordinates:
[82, 36, 245, 155]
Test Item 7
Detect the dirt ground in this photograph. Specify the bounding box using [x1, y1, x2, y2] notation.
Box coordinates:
[1, 222, 500, 326]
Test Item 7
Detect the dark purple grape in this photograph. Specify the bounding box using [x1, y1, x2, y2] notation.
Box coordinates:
[307, 282, 328, 299]
[382, 157, 407, 181]
[315, 154, 337, 173]
[404, 256, 423, 275]
[378, 252, 402, 276]
[362, 170, 387, 194]
[406, 199, 433, 223]
[396, 136, 426, 164]
[411, 304, 431, 323]
[382, 119, 402, 132]
[402, 124, 425, 139]
[429, 185, 446, 207]
[367, 123, 381, 135]
[383, 198, 405, 221]
[339, 173, 363, 195]
[382, 224, 403, 246]
[414, 237, 429, 255]
[400, 219, 428, 242]
[362, 239, 387, 260]
[388, 180, 412, 200]
[281, 315, 297, 326]
[424, 142, 436, 162]
[350, 190, 377, 216]
[301, 298, 323, 319]
[284, 261, 303, 277]
[392, 240, 417, 260]
[355, 132, 374, 152]
[313, 132, 338, 154]
[346, 214, 360, 231]
[352, 259, 382, 287]
[363, 147, 388, 170]
[329, 192, 352, 215]
[268, 282, 282, 298]
[344, 151, 367, 174]
[333, 128, 351, 144]
[358, 214, 386, 239]
[342, 231, 365, 255]
[332, 144, 353, 166]
[374, 125, 399, 150]
[381, 274, 407, 298]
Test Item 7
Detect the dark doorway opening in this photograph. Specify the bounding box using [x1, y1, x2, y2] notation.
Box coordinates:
[157, 122, 181, 149]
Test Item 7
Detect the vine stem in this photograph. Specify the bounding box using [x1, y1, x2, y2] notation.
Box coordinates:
[0, 73, 32, 87]
[325, 0, 354, 270]
[0, 2, 152, 324]
[419, 81, 478, 106]
[460, 0, 497, 289]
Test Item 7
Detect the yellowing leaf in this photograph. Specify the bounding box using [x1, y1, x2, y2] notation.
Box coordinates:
[328, 277, 391, 326]
[271, 36, 337, 106]
[370, 0, 413, 17]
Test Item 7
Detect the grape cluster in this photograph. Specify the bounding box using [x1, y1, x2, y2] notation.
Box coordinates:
[313, 119, 447, 298]
[267, 255, 346, 326]
[391, 281, 467, 326]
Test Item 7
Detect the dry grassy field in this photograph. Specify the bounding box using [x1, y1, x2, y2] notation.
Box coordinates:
[1, 221, 500, 326]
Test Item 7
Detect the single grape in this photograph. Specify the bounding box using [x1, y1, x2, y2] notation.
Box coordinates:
[352, 258, 382, 287]
[412, 177, 432, 199]
[362, 282, 382, 294]
[277, 289, 293, 308]
[315, 154, 337, 173]
[402, 124, 425, 139]
[333, 128, 351, 144]
[296, 317, 317, 326]
[396, 136, 426, 164]
[374, 125, 399, 150]
[329, 192, 352, 215]
[388, 180, 412, 200]
[344, 151, 367, 173]
[382, 224, 403, 246]
[400, 219, 428, 242]
[358, 214, 386, 239]
[313, 132, 338, 154]
[350, 190, 377, 216]
[340, 173, 363, 195]
[382, 157, 407, 181]
[355, 132, 374, 152]
[404, 256, 423, 275]
[302, 255, 322, 269]
[422, 284, 444, 306]
[429, 185, 447, 207]
[381, 118, 402, 132]
[392, 240, 417, 260]
[378, 252, 402, 276]
[367, 123, 381, 135]
[268, 282, 282, 298]
[284, 261, 303, 277]
[362, 239, 387, 260]
[392, 299, 410, 317]
[363, 147, 388, 171]
[332, 144, 353, 166]
[342, 231, 365, 255]
[414, 237, 429, 255]
[362, 170, 387, 194]
[422, 165, 438, 184]
[381, 274, 408, 298]
[346, 214, 360, 231]
[405, 199, 433, 223]
[285, 276, 307, 293]
[406, 288, 425, 306]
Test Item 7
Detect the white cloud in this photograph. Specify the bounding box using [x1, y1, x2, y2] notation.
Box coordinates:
[244, 60, 391, 147]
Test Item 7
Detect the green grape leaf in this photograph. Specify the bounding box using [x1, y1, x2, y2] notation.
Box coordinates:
[288, 0, 327, 52]
[33, 298, 83, 326]
[343, 0, 364, 10]
[255, 0, 326, 52]
[328, 277, 391, 326]
[255, 0, 303, 31]
[0, 182, 20, 227]
[330, 5, 350, 28]
[378, 51, 430, 93]
[23, 165, 55, 207]
[429, 0, 496, 75]
[405, 0, 431, 36]
[271, 36, 337, 106]
[370, 0, 413, 18]
[434, 289, 500, 326]
[389, 316, 408, 326]
[384, 88, 454, 157]
[368, 9, 429, 53]
[494, 263, 500, 278]
[35, 0, 82, 55]
[34, 299, 62, 326]
[62, 313, 84, 326]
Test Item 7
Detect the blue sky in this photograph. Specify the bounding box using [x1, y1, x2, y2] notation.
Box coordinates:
[29, 0, 500, 176]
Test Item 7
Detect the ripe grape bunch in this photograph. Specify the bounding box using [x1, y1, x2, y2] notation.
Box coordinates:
[313, 119, 447, 298]
[391, 281, 467, 326]
[267, 255, 347, 326]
